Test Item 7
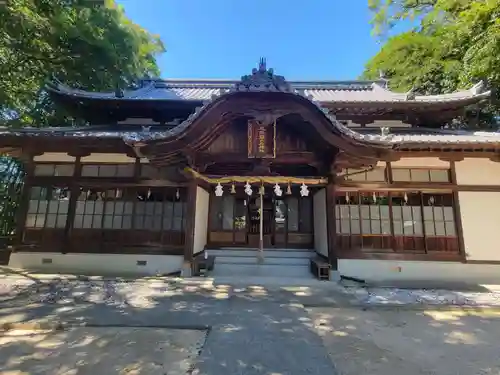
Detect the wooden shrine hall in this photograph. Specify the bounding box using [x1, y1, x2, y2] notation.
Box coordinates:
[2, 59, 500, 283]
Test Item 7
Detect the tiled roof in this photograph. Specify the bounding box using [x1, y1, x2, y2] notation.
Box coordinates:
[2, 126, 500, 148]
[47, 78, 491, 105]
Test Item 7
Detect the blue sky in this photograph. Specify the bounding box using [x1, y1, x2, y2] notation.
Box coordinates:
[117, 0, 386, 80]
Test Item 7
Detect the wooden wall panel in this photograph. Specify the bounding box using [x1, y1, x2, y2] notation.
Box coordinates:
[205, 122, 315, 155]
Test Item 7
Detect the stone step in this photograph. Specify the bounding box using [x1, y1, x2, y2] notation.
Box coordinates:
[216, 255, 310, 266]
[211, 263, 312, 278]
[207, 249, 314, 259]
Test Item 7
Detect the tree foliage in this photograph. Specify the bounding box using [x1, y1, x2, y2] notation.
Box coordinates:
[0, 0, 165, 127]
[364, 0, 500, 127]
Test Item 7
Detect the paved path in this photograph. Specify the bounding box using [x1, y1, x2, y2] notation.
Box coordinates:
[2, 272, 500, 374]
[0, 277, 340, 375]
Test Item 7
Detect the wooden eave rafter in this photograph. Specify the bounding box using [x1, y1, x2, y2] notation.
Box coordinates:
[0, 134, 133, 157]
[322, 97, 489, 111]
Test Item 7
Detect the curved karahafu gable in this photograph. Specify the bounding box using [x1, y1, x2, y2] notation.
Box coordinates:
[122, 60, 397, 164]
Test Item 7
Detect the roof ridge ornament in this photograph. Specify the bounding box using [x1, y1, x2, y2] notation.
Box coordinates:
[404, 87, 416, 101]
[470, 80, 486, 95]
[234, 58, 292, 93]
[378, 70, 390, 89]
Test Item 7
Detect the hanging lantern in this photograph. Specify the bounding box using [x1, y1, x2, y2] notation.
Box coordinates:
[345, 193, 350, 203]
[429, 195, 435, 205]
[175, 188, 180, 200]
[286, 182, 292, 195]
[300, 183, 309, 197]
[372, 192, 377, 203]
[273, 183, 283, 197]
[404, 192, 408, 203]
[214, 183, 224, 197]
[244, 182, 253, 196]
[230, 182, 236, 194]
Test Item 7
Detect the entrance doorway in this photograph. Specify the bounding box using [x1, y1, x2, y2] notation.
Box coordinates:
[208, 191, 313, 248]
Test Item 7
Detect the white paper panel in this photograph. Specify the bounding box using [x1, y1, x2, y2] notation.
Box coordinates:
[56, 215, 67, 228]
[433, 207, 444, 221]
[370, 206, 380, 219]
[444, 207, 454, 221]
[46, 215, 59, 228]
[445, 221, 456, 236]
[380, 206, 390, 219]
[25, 214, 36, 227]
[360, 205, 370, 219]
[351, 220, 361, 234]
[381, 220, 391, 235]
[34, 214, 45, 228]
[361, 220, 370, 233]
[391, 206, 402, 219]
[423, 206, 434, 220]
[73, 215, 83, 228]
[340, 220, 351, 234]
[393, 220, 403, 235]
[370, 220, 381, 234]
[402, 207, 413, 220]
[435, 221, 446, 235]
[403, 221, 414, 235]
[349, 205, 359, 219]
[48, 201, 59, 214]
[424, 221, 435, 235]
[28, 200, 39, 214]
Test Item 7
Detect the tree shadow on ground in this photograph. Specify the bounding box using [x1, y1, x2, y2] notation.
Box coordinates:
[307, 306, 500, 375]
[0, 275, 339, 375]
[1, 273, 500, 374]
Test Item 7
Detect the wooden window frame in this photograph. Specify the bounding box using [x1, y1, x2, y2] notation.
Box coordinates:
[80, 163, 136, 178]
[33, 162, 75, 177]
[339, 165, 453, 187]
[335, 190, 460, 258]
[26, 185, 71, 230]
[72, 186, 186, 232]
[391, 167, 452, 184]
[342, 166, 388, 183]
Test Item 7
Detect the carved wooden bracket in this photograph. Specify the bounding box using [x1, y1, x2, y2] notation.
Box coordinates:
[440, 155, 465, 162]
[67, 149, 91, 158]
[489, 153, 500, 163]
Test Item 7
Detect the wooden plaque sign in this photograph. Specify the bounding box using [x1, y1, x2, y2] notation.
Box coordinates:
[247, 119, 276, 158]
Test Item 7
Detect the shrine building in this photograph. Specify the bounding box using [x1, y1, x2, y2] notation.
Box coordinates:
[2, 60, 500, 283]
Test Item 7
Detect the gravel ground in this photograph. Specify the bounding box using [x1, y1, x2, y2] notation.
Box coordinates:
[2, 276, 500, 307]
[309, 307, 500, 375]
[342, 285, 500, 306]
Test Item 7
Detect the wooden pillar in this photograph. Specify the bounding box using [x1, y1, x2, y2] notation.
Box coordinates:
[257, 190, 264, 264]
[325, 174, 338, 270]
[182, 179, 198, 275]
[63, 155, 82, 254]
[449, 161, 467, 261]
[13, 153, 35, 249]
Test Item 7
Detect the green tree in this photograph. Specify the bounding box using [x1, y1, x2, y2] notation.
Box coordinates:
[0, 0, 165, 127]
[364, 0, 500, 127]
